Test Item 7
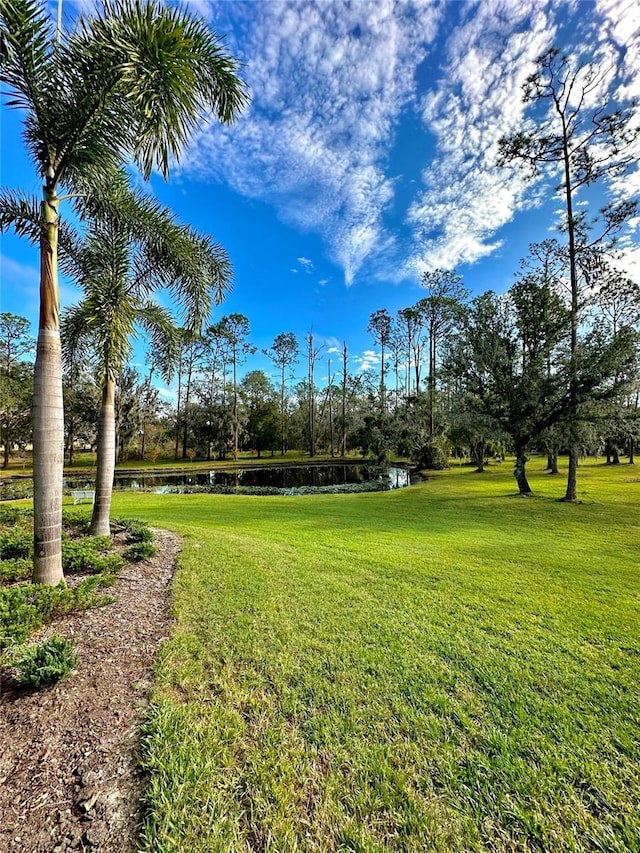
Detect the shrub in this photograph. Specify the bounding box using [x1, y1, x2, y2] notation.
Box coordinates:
[0, 584, 72, 646]
[0, 578, 114, 648]
[124, 520, 155, 544]
[124, 541, 157, 562]
[61, 538, 120, 575]
[0, 505, 26, 526]
[61, 509, 92, 534]
[0, 528, 32, 559]
[0, 557, 31, 583]
[11, 635, 77, 688]
[159, 481, 389, 496]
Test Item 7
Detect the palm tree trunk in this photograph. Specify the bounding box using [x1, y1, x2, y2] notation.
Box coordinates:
[90, 378, 116, 536]
[33, 190, 65, 586]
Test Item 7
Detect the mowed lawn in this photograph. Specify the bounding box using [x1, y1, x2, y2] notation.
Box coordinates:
[109, 459, 640, 853]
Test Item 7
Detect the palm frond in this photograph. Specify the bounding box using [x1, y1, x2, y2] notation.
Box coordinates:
[0, 188, 40, 242]
[0, 0, 54, 111]
[135, 300, 181, 382]
[84, 0, 249, 178]
[60, 303, 95, 372]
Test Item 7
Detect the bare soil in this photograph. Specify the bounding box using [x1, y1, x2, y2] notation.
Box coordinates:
[0, 528, 181, 852]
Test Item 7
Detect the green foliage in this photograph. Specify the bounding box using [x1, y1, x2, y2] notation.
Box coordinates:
[0, 505, 28, 525]
[124, 519, 155, 544]
[415, 433, 451, 470]
[124, 541, 157, 562]
[0, 577, 115, 648]
[10, 635, 77, 689]
[0, 481, 34, 501]
[0, 526, 32, 559]
[0, 557, 31, 583]
[161, 480, 390, 497]
[61, 509, 92, 534]
[61, 537, 123, 575]
[0, 583, 74, 646]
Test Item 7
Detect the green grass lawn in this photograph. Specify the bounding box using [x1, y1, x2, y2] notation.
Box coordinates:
[107, 458, 640, 852]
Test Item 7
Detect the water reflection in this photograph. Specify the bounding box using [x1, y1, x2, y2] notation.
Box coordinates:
[85, 463, 410, 493]
[1, 463, 413, 500]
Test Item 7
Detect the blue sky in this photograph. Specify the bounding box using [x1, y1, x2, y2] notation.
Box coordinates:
[1, 0, 639, 390]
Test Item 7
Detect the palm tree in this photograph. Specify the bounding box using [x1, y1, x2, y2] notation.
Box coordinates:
[62, 176, 231, 536]
[0, 0, 247, 584]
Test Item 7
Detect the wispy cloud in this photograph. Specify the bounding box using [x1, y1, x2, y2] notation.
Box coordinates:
[180, 0, 638, 287]
[405, 1, 557, 274]
[182, 0, 442, 285]
[297, 257, 314, 273]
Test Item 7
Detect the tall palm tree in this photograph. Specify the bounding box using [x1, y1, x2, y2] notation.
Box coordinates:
[62, 177, 231, 536]
[0, 0, 247, 584]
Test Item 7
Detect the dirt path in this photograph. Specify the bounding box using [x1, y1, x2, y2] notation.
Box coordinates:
[0, 529, 181, 852]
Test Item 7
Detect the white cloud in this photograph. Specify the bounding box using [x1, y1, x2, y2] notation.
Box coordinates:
[177, 0, 638, 288]
[297, 257, 314, 273]
[352, 348, 381, 371]
[404, 0, 640, 277]
[405, 1, 557, 274]
[181, 0, 442, 285]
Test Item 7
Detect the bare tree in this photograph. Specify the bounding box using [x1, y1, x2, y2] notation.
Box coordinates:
[367, 309, 392, 412]
[265, 332, 299, 455]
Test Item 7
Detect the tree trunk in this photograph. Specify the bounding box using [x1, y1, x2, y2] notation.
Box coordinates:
[605, 439, 612, 464]
[67, 417, 75, 466]
[281, 361, 287, 456]
[232, 346, 239, 460]
[547, 452, 558, 474]
[629, 437, 635, 464]
[174, 348, 183, 461]
[33, 189, 65, 586]
[428, 320, 436, 437]
[562, 445, 579, 501]
[611, 444, 620, 464]
[561, 127, 580, 505]
[90, 378, 116, 537]
[341, 342, 347, 457]
[472, 438, 485, 472]
[3, 423, 9, 469]
[513, 450, 532, 495]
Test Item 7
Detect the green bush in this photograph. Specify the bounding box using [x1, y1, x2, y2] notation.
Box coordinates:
[0, 557, 31, 583]
[61, 509, 91, 534]
[124, 520, 155, 544]
[61, 537, 121, 575]
[11, 635, 77, 688]
[0, 505, 28, 526]
[160, 481, 389, 496]
[0, 578, 114, 648]
[124, 541, 157, 562]
[0, 584, 72, 646]
[0, 527, 32, 559]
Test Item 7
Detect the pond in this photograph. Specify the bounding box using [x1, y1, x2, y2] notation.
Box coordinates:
[0, 463, 414, 501]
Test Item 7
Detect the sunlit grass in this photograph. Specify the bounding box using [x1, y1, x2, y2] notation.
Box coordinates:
[105, 457, 640, 852]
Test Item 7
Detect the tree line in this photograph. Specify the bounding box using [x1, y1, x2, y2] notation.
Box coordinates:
[4, 229, 639, 493]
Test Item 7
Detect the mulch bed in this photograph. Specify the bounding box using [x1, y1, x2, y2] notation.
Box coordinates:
[0, 528, 181, 852]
